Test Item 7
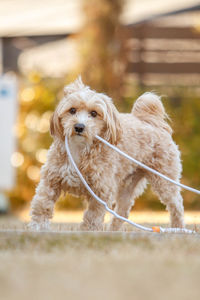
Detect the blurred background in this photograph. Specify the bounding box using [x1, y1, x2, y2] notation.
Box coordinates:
[0, 0, 200, 217]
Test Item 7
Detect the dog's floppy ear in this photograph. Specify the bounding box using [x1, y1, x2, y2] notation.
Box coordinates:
[102, 95, 122, 145]
[50, 110, 64, 140]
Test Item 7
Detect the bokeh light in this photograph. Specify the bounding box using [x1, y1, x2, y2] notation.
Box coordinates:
[21, 87, 35, 102]
[12, 124, 25, 138]
[27, 166, 40, 181]
[36, 149, 48, 164]
[11, 152, 24, 167]
[22, 137, 37, 152]
[25, 113, 39, 131]
[37, 117, 49, 133]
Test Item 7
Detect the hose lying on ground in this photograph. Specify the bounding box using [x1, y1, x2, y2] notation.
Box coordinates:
[65, 136, 198, 234]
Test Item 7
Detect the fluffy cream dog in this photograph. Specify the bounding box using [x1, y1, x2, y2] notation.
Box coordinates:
[29, 77, 184, 231]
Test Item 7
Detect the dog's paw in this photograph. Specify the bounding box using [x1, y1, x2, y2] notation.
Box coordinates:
[79, 222, 89, 231]
[80, 221, 103, 231]
[27, 219, 50, 231]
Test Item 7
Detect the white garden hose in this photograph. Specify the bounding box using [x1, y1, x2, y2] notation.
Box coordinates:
[65, 136, 197, 234]
[96, 136, 200, 196]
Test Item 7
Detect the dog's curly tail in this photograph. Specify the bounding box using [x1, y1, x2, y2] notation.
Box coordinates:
[131, 92, 172, 134]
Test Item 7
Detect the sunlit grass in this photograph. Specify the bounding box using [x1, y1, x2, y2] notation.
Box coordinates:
[17, 209, 200, 225]
[1, 214, 200, 300]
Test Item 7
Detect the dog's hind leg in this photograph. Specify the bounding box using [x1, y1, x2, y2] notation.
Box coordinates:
[109, 170, 147, 231]
[148, 174, 185, 228]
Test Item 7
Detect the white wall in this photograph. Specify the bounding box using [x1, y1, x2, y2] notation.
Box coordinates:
[0, 75, 18, 190]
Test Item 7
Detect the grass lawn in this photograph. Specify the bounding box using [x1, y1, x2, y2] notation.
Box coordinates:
[0, 214, 200, 300]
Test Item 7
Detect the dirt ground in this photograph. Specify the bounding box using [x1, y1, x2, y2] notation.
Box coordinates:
[0, 214, 200, 300]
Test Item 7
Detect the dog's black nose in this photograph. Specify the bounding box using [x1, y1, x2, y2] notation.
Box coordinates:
[74, 123, 85, 133]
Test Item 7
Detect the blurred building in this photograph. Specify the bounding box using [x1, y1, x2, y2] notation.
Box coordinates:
[126, 3, 200, 87]
[0, 0, 200, 84]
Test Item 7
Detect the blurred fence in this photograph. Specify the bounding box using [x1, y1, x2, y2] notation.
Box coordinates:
[126, 24, 200, 86]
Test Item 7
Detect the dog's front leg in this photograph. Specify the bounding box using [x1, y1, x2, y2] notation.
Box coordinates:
[29, 175, 61, 231]
[80, 174, 116, 231]
[80, 198, 106, 231]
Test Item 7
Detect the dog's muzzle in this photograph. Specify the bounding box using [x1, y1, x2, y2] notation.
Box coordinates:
[74, 123, 85, 133]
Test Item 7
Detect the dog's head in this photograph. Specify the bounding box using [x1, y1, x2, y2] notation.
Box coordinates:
[50, 77, 121, 145]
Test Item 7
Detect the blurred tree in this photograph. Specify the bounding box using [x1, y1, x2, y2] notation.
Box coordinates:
[167, 91, 200, 210]
[79, 0, 127, 101]
[7, 73, 62, 209]
[6, 0, 200, 212]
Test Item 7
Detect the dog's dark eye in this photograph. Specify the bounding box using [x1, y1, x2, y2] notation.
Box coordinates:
[90, 111, 97, 118]
[69, 108, 76, 115]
